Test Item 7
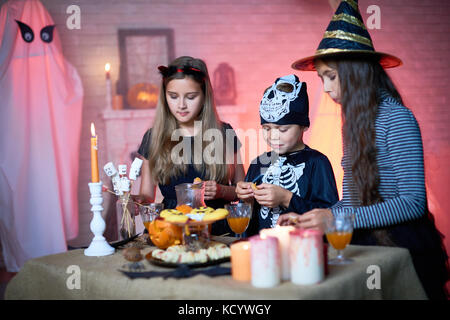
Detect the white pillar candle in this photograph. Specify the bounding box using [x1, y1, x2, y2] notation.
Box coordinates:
[105, 63, 112, 110]
[249, 235, 280, 288]
[289, 229, 324, 285]
[260, 226, 295, 281]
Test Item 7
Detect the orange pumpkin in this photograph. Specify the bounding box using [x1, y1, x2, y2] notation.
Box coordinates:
[148, 219, 183, 249]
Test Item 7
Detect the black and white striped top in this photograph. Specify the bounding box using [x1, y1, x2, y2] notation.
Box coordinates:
[331, 92, 427, 229]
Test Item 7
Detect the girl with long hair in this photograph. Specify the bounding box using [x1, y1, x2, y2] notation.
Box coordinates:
[279, 0, 449, 299]
[137, 56, 245, 234]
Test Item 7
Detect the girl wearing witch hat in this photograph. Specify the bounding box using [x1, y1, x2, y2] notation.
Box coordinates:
[278, 0, 449, 299]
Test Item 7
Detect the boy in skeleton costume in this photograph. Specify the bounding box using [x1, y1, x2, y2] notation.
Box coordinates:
[237, 75, 338, 234]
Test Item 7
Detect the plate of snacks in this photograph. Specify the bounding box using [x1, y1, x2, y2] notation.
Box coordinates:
[146, 241, 231, 268]
[159, 206, 229, 226]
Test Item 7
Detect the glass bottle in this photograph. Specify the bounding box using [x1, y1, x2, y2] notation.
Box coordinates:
[116, 194, 135, 240]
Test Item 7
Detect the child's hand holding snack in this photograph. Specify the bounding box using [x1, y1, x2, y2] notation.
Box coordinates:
[236, 181, 255, 202]
[253, 183, 293, 208]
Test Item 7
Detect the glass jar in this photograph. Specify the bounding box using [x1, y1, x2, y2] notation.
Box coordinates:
[183, 224, 211, 250]
[174, 182, 206, 209]
[138, 203, 164, 232]
[116, 194, 136, 240]
[174, 182, 211, 249]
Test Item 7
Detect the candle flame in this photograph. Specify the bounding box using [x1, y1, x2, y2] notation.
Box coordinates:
[260, 234, 266, 240]
[105, 63, 111, 72]
[90, 122, 96, 137]
[243, 244, 249, 250]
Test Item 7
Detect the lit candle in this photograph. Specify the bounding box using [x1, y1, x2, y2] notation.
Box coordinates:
[105, 63, 112, 109]
[249, 235, 280, 288]
[105, 63, 111, 79]
[230, 241, 251, 282]
[260, 225, 295, 281]
[289, 229, 324, 285]
[90, 122, 99, 183]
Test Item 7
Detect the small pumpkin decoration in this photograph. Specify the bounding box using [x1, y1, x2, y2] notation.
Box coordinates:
[148, 218, 183, 249]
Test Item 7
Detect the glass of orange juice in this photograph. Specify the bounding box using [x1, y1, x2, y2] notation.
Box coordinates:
[225, 202, 252, 239]
[325, 213, 355, 265]
[139, 203, 164, 232]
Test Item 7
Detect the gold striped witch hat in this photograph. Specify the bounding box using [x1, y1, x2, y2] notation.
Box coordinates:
[291, 0, 402, 71]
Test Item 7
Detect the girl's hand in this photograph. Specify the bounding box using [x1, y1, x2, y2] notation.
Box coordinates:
[297, 208, 333, 233]
[204, 180, 221, 200]
[253, 183, 293, 208]
[236, 181, 254, 201]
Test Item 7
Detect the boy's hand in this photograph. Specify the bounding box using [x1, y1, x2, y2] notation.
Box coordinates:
[253, 183, 293, 208]
[236, 181, 254, 201]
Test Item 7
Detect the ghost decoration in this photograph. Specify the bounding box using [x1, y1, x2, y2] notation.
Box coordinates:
[0, 0, 83, 271]
[129, 158, 143, 181]
[104, 162, 121, 194]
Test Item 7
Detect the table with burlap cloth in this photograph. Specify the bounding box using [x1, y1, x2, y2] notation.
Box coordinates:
[5, 238, 427, 300]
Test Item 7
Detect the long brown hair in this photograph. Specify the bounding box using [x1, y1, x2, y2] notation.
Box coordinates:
[319, 56, 402, 205]
[318, 56, 403, 245]
[148, 56, 232, 185]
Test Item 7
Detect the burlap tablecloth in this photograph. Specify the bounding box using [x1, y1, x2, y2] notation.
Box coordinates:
[5, 240, 427, 300]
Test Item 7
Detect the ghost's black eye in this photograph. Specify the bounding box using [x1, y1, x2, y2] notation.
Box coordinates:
[40, 25, 55, 43]
[15, 20, 34, 43]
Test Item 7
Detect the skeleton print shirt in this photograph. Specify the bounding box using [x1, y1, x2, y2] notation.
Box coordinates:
[245, 146, 339, 235]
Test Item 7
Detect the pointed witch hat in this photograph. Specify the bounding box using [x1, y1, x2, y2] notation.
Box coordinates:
[291, 0, 402, 71]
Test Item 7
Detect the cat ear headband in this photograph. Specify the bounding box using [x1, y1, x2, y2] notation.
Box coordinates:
[158, 65, 205, 80]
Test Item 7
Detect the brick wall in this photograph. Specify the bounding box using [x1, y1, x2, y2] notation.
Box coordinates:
[30, 0, 449, 259]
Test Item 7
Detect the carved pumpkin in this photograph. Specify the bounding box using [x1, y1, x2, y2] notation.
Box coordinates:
[148, 219, 183, 249]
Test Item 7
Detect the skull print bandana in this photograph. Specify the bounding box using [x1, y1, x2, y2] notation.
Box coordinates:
[259, 74, 310, 127]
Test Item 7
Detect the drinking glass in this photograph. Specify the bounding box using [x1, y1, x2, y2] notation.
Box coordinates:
[325, 213, 355, 265]
[225, 202, 252, 239]
[139, 203, 164, 232]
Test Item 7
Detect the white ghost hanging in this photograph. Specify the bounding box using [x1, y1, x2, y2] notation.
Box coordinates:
[0, 0, 83, 272]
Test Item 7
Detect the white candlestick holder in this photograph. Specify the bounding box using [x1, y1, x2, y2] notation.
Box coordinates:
[84, 181, 115, 256]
